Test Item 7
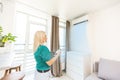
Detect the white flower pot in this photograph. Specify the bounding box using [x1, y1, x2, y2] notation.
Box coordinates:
[0, 52, 15, 68]
[0, 44, 14, 68]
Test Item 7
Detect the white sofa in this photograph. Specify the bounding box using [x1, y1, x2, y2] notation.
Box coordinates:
[86, 58, 120, 80]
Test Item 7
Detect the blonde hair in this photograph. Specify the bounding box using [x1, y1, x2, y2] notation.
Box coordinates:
[33, 31, 46, 52]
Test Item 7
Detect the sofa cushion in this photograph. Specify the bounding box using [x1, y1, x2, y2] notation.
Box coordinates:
[98, 58, 120, 80]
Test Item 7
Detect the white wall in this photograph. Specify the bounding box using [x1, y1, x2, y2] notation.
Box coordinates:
[0, 0, 15, 78]
[0, 0, 15, 34]
[71, 3, 120, 71]
[88, 3, 120, 63]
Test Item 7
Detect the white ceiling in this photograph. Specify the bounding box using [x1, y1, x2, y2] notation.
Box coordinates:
[17, 0, 120, 20]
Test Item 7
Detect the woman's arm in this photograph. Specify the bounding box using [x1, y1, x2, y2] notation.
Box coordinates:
[46, 51, 61, 66]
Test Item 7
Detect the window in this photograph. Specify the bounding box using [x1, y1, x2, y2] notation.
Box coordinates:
[14, 3, 48, 73]
[59, 20, 66, 70]
[14, 2, 66, 73]
[14, 12, 27, 50]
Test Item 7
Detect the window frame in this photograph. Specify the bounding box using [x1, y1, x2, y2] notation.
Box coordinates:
[14, 2, 49, 73]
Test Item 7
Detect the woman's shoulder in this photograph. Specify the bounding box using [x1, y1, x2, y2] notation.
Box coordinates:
[39, 45, 49, 52]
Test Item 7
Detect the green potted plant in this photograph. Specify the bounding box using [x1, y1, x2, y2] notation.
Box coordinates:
[0, 26, 17, 47]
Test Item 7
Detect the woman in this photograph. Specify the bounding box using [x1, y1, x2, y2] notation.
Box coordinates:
[33, 31, 61, 80]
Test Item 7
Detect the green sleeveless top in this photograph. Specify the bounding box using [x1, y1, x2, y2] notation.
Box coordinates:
[34, 45, 51, 70]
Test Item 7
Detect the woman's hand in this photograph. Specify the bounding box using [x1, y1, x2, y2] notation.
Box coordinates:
[46, 49, 61, 66]
[56, 49, 61, 55]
